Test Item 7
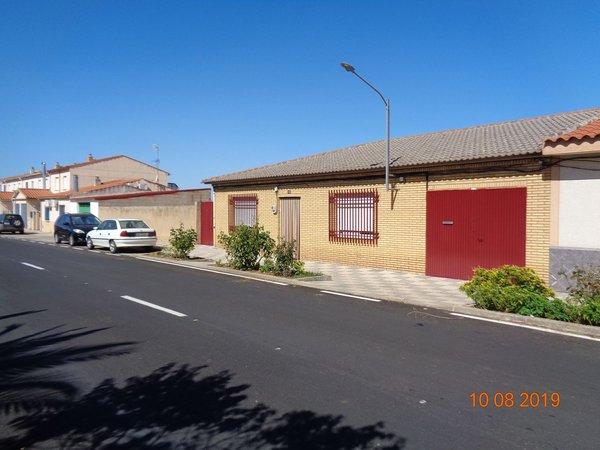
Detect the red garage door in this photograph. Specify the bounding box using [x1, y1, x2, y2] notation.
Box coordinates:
[426, 188, 526, 280]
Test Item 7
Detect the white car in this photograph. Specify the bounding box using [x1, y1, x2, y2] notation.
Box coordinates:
[86, 218, 157, 254]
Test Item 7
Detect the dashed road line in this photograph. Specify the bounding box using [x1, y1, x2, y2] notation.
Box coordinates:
[21, 262, 45, 271]
[121, 295, 187, 317]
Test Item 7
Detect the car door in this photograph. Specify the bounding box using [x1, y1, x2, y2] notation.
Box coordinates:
[104, 220, 117, 245]
[92, 221, 106, 246]
[58, 215, 71, 239]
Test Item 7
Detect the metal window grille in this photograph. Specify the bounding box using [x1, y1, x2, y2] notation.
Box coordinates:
[329, 189, 379, 244]
[229, 195, 258, 231]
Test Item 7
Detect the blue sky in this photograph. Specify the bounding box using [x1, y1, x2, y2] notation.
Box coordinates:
[1, 1, 599, 187]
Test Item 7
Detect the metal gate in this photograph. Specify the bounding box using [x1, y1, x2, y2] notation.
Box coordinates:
[279, 197, 300, 257]
[15, 203, 28, 229]
[198, 201, 214, 245]
[426, 188, 526, 280]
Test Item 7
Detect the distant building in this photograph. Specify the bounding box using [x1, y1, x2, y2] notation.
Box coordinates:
[0, 154, 170, 231]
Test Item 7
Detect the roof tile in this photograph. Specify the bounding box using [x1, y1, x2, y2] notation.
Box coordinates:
[205, 107, 600, 184]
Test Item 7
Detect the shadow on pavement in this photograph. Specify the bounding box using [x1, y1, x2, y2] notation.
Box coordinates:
[1, 311, 405, 449]
[0, 310, 135, 415]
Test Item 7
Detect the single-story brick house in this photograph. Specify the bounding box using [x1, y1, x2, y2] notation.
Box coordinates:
[205, 107, 600, 288]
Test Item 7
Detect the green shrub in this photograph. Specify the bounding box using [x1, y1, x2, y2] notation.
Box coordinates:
[272, 240, 305, 277]
[579, 297, 600, 326]
[517, 297, 577, 322]
[169, 224, 198, 258]
[218, 225, 275, 270]
[543, 299, 579, 322]
[461, 265, 554, 313]
[566, 267, 600, 300]
[259, 259, 275, 273]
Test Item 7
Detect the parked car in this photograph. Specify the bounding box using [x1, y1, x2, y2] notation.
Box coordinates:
[0, 214, 25, 234]
[86, 218, 157, 254]
[54, 213, 101, 246]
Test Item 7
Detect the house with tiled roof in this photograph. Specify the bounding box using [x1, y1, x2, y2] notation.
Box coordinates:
[205, 107, 600, 289]
[1, 154, 170, 230]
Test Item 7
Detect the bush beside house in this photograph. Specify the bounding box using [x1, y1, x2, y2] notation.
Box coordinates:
[218, 225, 311, 277]
[461, 265, 600, 326]
[169, 224, 198, 258]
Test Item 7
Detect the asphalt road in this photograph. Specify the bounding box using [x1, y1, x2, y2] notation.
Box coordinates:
[1, 237, 599, 449]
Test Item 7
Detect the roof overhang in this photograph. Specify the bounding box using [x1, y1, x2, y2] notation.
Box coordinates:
[206, 155, 546, 188]
[543, 136, 600, 157]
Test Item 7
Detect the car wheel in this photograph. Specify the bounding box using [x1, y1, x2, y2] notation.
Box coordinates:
[18, 230, 24, 234]
[54, 233, 61, 244]
[69, 234, 76, 246]
[11, 231, 15, 234]
[109, 240, 118, 254]
[86, 237, 94, 250]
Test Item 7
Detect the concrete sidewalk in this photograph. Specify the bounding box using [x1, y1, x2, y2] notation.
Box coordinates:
[191, 244, 472, 309]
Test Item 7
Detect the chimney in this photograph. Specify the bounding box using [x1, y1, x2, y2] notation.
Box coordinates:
[30, 166, 35, 174]
[87, 153, 94, 162]
[54, 162, 61, 169]
[41, 162, 47, 189]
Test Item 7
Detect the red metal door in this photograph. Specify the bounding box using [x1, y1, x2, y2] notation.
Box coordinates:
[426, 188, 526, 279]
[199, 201, 214, 245]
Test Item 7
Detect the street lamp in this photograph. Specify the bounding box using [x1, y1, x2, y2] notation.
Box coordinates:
[340, 62, 391, 190]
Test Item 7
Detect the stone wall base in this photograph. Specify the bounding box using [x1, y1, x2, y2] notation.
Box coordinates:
[550, 246, 600, 292]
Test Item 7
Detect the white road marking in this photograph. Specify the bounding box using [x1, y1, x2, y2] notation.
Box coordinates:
[138, 258, 288, 286]
[73, 247, 84, 251]
[450, 312, 600, 342]
[21, 262, 45, 271]
[121, 295, 187, 317]
[320, 290, 381, 303]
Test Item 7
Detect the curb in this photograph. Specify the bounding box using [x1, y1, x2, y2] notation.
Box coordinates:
[447, 305, 600, 339]
[131, 254, 332, 284]
[131, 254, 600, 341]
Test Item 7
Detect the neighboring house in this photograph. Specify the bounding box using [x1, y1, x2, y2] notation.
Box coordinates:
[544, 119, 600, 290]
[0, 154, 170, 231]
[38, 178, 170, 232]
[81, 189, 212, 244]
[0, 192, 12, 213]
[205, 107, 600, 287]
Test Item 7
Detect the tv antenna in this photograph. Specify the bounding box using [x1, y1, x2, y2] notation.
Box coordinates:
[152, 144, 160, 182]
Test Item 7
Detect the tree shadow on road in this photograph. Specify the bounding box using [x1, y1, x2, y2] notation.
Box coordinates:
[0, 310, 135, 414]
[1, 312, 405, 449]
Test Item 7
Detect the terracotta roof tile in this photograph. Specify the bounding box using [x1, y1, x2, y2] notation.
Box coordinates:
[17, 189, 56, 200]
[0, 191, 14, 201]
[546, 118, 600, 144]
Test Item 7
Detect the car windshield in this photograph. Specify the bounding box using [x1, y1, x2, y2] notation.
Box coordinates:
[119, 220, 149, 229]
[3, 214, 21, 221]
[72, 215, 100, 226]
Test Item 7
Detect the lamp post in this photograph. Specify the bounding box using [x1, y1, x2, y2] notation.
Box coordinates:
[340, 62, 391, 190]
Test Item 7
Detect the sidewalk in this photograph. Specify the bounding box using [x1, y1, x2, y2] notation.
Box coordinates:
[191, 245, 472, 309]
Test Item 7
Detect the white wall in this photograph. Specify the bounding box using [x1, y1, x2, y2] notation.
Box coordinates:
[90, 201, 99, 217]
[559, 160, 600, 249]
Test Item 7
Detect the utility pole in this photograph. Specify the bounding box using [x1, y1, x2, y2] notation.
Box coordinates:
[340, 62, 391, 190]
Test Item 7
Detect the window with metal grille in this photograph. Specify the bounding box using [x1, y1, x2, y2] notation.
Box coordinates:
[228, 195, 258, 231]
[329, 189, 379, 244]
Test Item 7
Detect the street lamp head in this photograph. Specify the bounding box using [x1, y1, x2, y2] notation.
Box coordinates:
[340, 62, 355, 73]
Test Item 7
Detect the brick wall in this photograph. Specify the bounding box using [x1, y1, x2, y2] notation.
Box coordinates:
[213, 169, 551, 280]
